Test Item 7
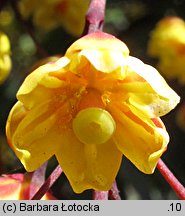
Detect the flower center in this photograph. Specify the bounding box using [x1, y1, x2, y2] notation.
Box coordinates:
[72, 107, 116, 145]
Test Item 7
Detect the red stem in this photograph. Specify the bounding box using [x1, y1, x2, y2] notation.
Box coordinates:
[31, 165, 62, 200]
[82, 0, 106, 35]
[157, 159, 185, 200]
[109, 180, 121, 200]
[92, 190, 109, 200]
[29, 162, 48, 199]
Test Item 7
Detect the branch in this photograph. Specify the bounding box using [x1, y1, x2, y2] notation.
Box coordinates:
[29, 162, 48, 199]
[92, 190, 109, 200]
[31, 165, 63, 200]
[82, 0, 106, 35]
[109, 180, 121, 200]
[157, 159, 185, 200]
[9, 0, 48, 58]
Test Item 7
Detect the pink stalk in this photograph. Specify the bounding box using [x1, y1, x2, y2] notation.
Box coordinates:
[29, 162, 48, 199]
[92, 190, 109, 200]
[157, 159, 185, 200]
[82, 0, 106, 35]
[31, 165, 62, 200]
[109, 181, 121, 200]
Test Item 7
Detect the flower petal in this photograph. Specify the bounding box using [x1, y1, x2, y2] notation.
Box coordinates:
[121, 56, 180, 117]
[79, 49, 127, 74]
[6, 98, 73, 172]
[6, 102, 53, 171]
[0, 174, 22, 200]
[17, 57, 70, 109]
[66, 32, 129, 54]
[0, 32, 11, 54]
[6, 101, 27, 147]
[65, 32, 129, 75]
[0, 173, 56, 200]
[55, 128, 122, 193]
[109, 104, 169, 174]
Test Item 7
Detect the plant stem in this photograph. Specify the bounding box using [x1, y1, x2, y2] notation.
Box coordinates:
[9, 0, 48, 58]
[157, 159, 185, 200]
[31, 165, 62, 200]
[29, 162, 48, 199]
[92, 190, 109, 200]
[109, 180, 121, 200]
[82, 0, 106, 35]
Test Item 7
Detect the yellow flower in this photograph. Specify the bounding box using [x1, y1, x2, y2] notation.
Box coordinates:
[19, 0, 90, 36]
[0, 32, 11, 85]
[0, 173, 56, 200]
[148, 16, 185, 84]
[6, 32, 180, 193]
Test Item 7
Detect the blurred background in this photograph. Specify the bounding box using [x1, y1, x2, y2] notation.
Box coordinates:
[0, 0, 185, 199]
